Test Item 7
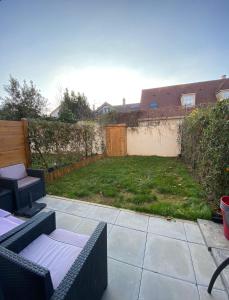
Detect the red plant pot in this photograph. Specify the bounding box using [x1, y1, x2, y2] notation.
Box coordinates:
[220, 196, 229, 240]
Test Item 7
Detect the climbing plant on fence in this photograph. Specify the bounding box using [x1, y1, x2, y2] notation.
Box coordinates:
[179, 100, 229, 206]
[28, 119, 104, 169]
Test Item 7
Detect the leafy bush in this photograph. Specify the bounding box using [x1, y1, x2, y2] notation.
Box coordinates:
[28, 119, 104, 169]
[179, 100, 229, 206]
[58, 89, 93, 123]
[0, 76, 47, 120]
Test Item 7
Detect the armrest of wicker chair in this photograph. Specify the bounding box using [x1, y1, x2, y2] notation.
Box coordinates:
[27, 168, 45, 180]
[52, 222, 108, 300]
[0, 177, 20, 211]
[26, 168, 46, 197]
[0, 245, 54, 300]
[0, 177, 18, 194]
[0, 211, 55, 245]
[1, 210, 56, 253]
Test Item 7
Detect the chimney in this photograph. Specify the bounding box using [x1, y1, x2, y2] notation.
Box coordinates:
[221, 75, 227, 79]
[122, 98, 126, 106]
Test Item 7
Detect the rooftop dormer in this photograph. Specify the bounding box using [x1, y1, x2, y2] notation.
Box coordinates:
[180, 93, 196, 107]
[216, 89, 229, 101]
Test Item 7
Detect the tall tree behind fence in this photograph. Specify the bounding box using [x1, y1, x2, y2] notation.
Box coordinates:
[0, 119, 31, 167]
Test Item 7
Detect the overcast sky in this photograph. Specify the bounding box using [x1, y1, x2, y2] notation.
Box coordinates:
[0, 0, 228, 111]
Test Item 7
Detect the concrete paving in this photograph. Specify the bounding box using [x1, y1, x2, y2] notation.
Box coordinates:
[189, 243, 225, 290]
[212, 248, 229, 293]
[184, 222, 205, 244]
[198, 219, 229, 250]
[198, 219, 229, 296]
[143, 234, 195, 282]
[148, 217, 186, 240]
[39, 195, 228, 300]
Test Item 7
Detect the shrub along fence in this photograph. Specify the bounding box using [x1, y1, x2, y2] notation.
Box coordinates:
[179, 100, 229, 207]
[28, 119, 105, 170]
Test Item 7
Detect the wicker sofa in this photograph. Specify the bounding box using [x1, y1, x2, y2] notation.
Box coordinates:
[0, 163, 46, 212]
[0, 209, 55, 244]
[0, 208, 24, 237]
[0, 212, 107, 300]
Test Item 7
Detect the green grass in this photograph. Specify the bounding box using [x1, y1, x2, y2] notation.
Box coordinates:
[47, 156, 212, 220]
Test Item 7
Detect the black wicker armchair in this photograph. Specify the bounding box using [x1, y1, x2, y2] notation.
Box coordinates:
[0, 164, 46, 216]
[0, 214, 107, 300]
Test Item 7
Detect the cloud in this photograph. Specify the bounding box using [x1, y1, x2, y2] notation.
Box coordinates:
[46, 65, 176, 111]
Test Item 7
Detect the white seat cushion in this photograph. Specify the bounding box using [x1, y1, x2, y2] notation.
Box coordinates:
[0, 163, 27, 180]
[19, 234, 83, 289]
[17, 176, 40, 189]
[0, 218, 19, 236]
[0, 209, 11, 218]
[49, 228, 89, 248]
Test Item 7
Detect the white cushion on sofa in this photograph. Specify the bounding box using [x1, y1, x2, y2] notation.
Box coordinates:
[17, 176, 40, 189]
[0, 163, 27, 180]
[19, 234, 83, 289]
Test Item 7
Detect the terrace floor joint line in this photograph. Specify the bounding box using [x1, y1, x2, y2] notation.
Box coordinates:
[137, 216, 150, 300]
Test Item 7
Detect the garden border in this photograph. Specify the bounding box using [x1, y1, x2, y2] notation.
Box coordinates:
[45, 154, 105, 183]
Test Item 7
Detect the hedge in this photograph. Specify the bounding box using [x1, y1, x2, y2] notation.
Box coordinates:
[28, 119, 104, 169]
[179, 100, 229, 207]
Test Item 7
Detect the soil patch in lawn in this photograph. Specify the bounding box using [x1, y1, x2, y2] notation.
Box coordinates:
[47, 156, 211, 220]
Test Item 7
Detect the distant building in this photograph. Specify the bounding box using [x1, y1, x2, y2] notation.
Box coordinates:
[94, 102, 113, 115]
[50, 99, 140, 118]
[95, 99, 140, 116]
[50, 105, 61, 118]
[140, 77, 229, 110]
[50, 77, 229, 119]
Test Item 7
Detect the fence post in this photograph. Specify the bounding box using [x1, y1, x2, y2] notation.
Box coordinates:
[21, 118, 32, 167]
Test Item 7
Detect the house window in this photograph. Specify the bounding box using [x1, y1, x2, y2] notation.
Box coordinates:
[216, 89, 229, 101]
[181, 93, 195, 107]
[149, 101, 158, 109]
[103, 107, 110, 114]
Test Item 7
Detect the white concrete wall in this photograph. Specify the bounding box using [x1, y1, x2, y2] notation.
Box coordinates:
[127, 118, 182, 157]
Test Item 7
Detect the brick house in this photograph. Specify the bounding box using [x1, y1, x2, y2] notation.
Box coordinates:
[140, 77, 229, 111]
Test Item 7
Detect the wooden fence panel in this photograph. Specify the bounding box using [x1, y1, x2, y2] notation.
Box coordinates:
[0, 119, 30, 167]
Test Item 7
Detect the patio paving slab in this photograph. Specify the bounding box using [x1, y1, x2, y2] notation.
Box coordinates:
[139, 270, 199, 300]
[75, 218, 113, 236]
[189, 243, 225, 290]
[86, 205, 120, 224]
[198, 285, 228, 300]
[74, 218, 100, 235]
[102, 258, 141, 300]
[184, 222, 205, 244]
[41, 196, 72, 211]
[198, 219, 229, 250]
[211, 248, 229, 294]
[148, 217, 186, 240]
[55, 211, 83, 232]
[143, 233, 195, 282]
[108, 225, 146, 267]
[63, 201, 95, 217]
[115, 210, 149, 231]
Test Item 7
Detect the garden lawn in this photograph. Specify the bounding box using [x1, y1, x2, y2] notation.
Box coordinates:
[47, 156, 211, 220]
